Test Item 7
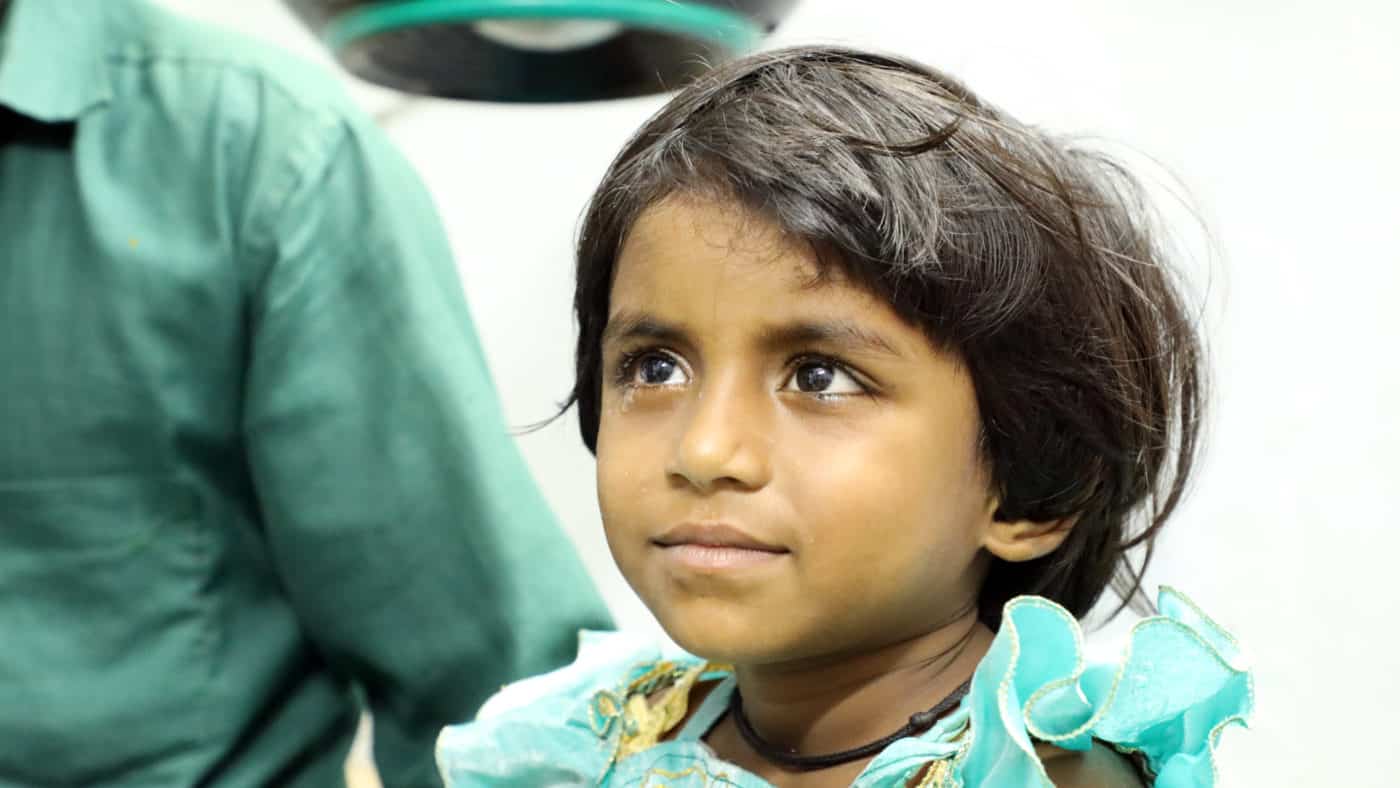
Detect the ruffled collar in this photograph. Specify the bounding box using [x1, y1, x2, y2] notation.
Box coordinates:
[437, 587, 1253, 787]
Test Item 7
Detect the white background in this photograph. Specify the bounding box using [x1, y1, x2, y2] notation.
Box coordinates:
[156, 2, 1400, 785]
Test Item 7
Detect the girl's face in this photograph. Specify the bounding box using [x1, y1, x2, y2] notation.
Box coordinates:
[596, 196, 998, 665]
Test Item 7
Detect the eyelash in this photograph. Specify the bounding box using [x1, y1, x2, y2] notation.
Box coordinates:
[611, 348, 873, 399]
[788, 354, 872, 399]
[612, 348, 678, 388]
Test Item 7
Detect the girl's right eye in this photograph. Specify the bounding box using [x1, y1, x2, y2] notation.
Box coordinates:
[625, 351, 689, 387]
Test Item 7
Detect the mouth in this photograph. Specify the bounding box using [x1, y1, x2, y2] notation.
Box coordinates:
[652, 522, 790, 571]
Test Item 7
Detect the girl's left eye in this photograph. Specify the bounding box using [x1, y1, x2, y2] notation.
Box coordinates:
[781, 359, 864, 396]
[624, 351, 689, 387]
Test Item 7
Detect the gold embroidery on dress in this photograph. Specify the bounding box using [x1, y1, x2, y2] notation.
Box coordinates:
[591, 660, 733, 783]
[904, 759, 951, 788]
[638, 764, 741, 787]
[617, 662, 713, 758]
[589, 690, 624, 737]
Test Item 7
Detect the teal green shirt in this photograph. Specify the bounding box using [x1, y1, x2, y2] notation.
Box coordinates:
[0, 1, 611, 785]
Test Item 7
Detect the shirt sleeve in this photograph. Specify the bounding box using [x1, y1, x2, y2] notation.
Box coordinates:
[239, 110, 612, 787]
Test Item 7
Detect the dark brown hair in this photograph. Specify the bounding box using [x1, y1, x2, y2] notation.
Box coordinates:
[565, 46, 1204, 627]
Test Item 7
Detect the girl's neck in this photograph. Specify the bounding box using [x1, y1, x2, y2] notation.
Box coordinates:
[715, 607, 993, 782]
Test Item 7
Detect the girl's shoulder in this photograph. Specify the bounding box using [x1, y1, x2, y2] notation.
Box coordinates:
[939, 586, 1254, 787]
[435, 629, 723, 786]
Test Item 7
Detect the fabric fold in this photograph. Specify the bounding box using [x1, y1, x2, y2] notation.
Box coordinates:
[952, 588, 1254, 787]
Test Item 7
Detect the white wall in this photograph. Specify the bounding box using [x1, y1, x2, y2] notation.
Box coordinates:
[158, 2, 1400, 785]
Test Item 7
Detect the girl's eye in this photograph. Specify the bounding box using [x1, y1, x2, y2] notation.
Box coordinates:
[628, 352, 688, 386]
[783, 359, 864, 396]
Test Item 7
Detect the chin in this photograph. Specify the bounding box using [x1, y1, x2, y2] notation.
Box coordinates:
[650, 597, 802, 665]
[663, 626, 750, 663]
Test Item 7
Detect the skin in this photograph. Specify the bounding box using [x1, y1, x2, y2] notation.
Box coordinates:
[595, 195, 1133, 788]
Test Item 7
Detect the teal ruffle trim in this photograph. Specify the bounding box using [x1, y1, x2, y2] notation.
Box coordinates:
[951, 587, 1254, 787]
[436, 590, 1254, 787]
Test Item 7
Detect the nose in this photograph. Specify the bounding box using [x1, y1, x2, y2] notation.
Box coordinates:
[666, 373, 772, 493]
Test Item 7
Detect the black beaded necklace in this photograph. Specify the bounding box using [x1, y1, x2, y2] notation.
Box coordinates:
[728, 678, 972, 771]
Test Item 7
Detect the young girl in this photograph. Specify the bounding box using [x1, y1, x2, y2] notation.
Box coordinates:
[437, 46, 1253, 787]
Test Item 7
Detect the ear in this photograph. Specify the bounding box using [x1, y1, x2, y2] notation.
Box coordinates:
[981, 504, 1078, 563]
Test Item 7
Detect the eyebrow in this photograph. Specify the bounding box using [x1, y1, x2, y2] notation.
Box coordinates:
[601, 311, 690, 348]
[758, 320, 903, 358]
[602, 310, 902, 359]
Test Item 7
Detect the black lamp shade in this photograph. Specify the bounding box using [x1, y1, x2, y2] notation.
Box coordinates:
[285, 0, 799, 102]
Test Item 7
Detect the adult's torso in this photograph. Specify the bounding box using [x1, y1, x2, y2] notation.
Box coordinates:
[0, 1, 360, 783]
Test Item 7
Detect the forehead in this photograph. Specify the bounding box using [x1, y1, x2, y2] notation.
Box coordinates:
[611, 196, 869, 316]
[619, 195, 807, 276]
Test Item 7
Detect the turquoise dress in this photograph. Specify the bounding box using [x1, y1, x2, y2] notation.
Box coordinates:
[437, 588, 1253, 787]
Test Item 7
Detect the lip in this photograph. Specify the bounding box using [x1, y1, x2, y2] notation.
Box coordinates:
[652, 522, 790, 572]
[652, 522, 788, 553]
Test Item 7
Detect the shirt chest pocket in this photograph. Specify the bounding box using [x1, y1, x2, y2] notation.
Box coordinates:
[0, 475, 215, 783]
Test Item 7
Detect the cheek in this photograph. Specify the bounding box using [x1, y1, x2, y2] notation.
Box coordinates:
[595, 408, 665, 542]
[595, 436, 646, 590]
[780, 418, 950, 512]
[781, 417, 987, 572]
[594, 424, 632, 529]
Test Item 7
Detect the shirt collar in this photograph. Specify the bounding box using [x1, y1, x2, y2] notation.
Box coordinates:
[0, 0, 112, 122]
